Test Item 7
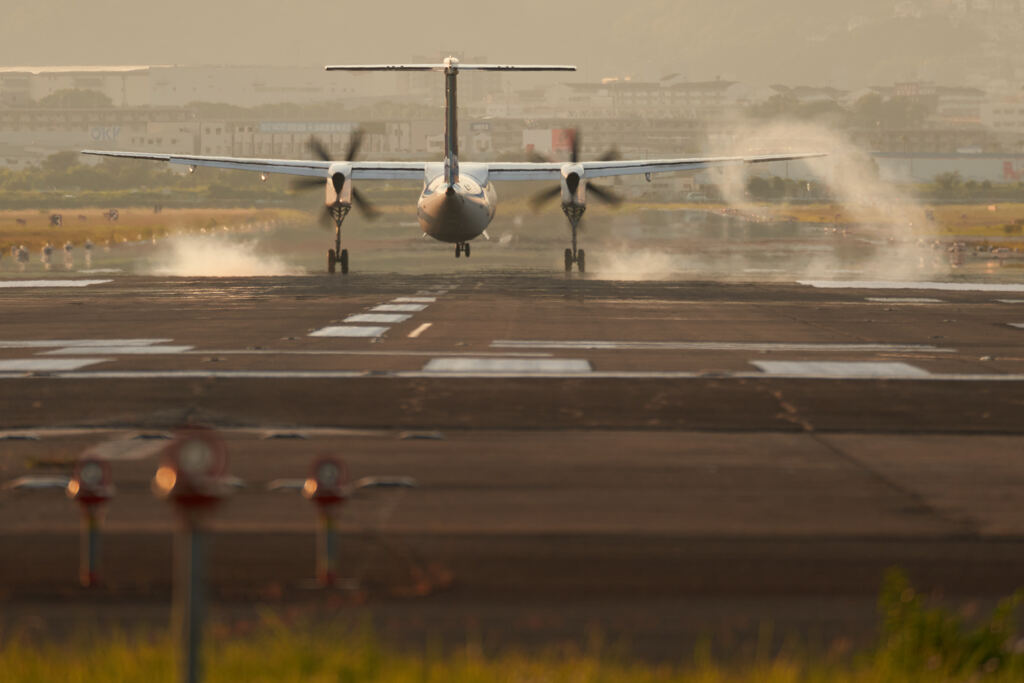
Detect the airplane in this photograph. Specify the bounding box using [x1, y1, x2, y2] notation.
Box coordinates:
[83, 57, 823, 274]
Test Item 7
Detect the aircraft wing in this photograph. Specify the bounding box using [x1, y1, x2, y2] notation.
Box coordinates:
[80, 150, 428, 180]
[486, 153, 826, 181]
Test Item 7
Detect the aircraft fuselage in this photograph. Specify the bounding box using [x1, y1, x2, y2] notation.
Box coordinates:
[416, 164, 496, 243]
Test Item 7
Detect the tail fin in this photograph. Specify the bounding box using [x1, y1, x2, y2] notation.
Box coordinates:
[326, 59, 575, 187]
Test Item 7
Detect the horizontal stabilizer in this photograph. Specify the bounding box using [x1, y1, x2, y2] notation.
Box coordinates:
[325, 64, 576, 72]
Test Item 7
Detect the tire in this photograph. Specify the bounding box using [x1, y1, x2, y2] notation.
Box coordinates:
[564, 248, 573, 272]
[464, 242, 471, 258]
[455, 244, 461, 258]
[577, 249, 586, 273]
[327, 249, 336, 274]
[340, 249, 349, 274]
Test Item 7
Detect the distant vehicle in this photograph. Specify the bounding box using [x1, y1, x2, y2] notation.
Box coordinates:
[685, 192, 709, 202]
[84, 57, 822, 274]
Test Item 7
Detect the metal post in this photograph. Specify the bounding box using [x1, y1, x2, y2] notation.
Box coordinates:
[79, 506, 102, 587]
[317, 508, 338, 587]
[174, 516, 207, 683]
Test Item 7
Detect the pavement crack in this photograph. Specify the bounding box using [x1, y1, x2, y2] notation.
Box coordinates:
[810, 434, 980, 536]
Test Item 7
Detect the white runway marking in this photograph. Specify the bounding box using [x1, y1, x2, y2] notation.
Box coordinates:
[423, 358, 592, 373]
[0, 279, 112, 288]
[1009, 323, 1024, 330]
[0, 339, 171, 349]
[492, 340, 953, 353]
[0, 358, 110, 371]
[408, 323, 433, 339]
[344, 313, 411, 324]
[183, 348, 551, 358]
[309, 326, 389, 338]
[752, 360, 931, 378]
[865, 297, 943, 303]
[372, 303, 428, 312]
[799, 280, 1024, 292]
[42, 345, 193, 355]
[996, 299, 1024, 304]
[393, 297, 437, 303]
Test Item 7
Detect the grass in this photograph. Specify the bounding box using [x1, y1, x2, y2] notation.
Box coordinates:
[1, 571, 1021, 682]
[0, 207, 308, 254]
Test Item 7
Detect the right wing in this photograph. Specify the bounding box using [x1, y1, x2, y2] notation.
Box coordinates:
[486, 153, 826, 182]
[80, 150, 428, 181]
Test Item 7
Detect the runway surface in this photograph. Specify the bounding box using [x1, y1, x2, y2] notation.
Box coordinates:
[2, 271, 1023, 654]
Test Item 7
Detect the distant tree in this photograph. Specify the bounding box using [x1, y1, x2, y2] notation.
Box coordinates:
[933, 171, 963, 198]
[36, 89, 114, 108]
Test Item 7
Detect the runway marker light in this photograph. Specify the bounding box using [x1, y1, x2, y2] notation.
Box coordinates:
[67, 454, 115, 587]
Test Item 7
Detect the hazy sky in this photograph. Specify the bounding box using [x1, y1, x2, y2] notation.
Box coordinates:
[0, 2, 991, 87]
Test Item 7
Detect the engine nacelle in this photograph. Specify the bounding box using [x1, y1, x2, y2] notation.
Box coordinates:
[560, 163, 585, 206]
[325, 162, 353, 207]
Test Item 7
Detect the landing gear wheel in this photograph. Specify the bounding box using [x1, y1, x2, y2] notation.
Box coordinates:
[340, 249, 349, 274]
[564, 248, 573, 272]
[455, 244, 461, 258]
[464, 242, 471, 258]
[577, 249, 586, 273]
[327, 249, 336, 274]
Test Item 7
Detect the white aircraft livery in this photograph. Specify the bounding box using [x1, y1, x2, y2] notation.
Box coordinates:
[83, 57, 823, 273]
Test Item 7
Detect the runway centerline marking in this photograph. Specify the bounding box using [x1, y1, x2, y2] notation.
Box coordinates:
[394, 297, 437, 303]
[408, 323, 433, 339]
[41, 345, 193, 355]
[344, 313, 411, 324]
[0, 279, 113, 288]
[372, 303, 428, 312]
[492, 340, 954, 353]
[0, 339, 171, 349]
[752, 360, 931, 378]
[799, 280, 1024, 292]
[0, 358, 111, 372]
[423, 358, 592, 373]
[309, 325, 389, 338]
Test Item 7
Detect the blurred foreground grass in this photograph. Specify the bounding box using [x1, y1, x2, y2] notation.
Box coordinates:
[2, 571, 1021, 682]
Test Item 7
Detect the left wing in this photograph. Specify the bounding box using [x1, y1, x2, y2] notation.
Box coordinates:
[486, 153, 825, 181]
[80, 150, 428, 180]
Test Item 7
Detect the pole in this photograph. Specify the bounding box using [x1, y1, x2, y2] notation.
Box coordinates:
[174, 517, 207, 683]
[317, 508, 338, 587]
[79, 506, 101, 587]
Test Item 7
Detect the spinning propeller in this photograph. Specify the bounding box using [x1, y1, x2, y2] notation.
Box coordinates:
[529, 129, 622, 210]
[291, 130, 378, 224]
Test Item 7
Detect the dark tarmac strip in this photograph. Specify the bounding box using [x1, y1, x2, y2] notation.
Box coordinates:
[2, 273, 1024, 655]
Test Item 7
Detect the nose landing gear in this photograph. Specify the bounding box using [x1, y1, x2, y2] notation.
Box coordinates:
[455, 242, 471, 258]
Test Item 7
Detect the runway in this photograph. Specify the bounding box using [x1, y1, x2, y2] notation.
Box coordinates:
[2, 271, 1023, 654]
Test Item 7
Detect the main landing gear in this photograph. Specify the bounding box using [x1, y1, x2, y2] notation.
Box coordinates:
[327, 203, 350, 274]
[562, 204, 586, 273]
[455, 242, 471, 258]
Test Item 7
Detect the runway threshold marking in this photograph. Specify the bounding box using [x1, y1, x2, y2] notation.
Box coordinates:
[751, 360, 931, 378]
[0, 339, 171, 349]
[344, 313, 411, 324]
[799, 280, 1024, 292]
[422, 358, 592, 373]
[394, 297, 437, 303]
[0, 279, 113, 288]
[372, 303, 428, 312]
[309, 326, 389, 338]
[408, 323, 433, 339]
[41, 345, 193, 355]
[492, 340, 955, 353]
[0, 358, 110, 371]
